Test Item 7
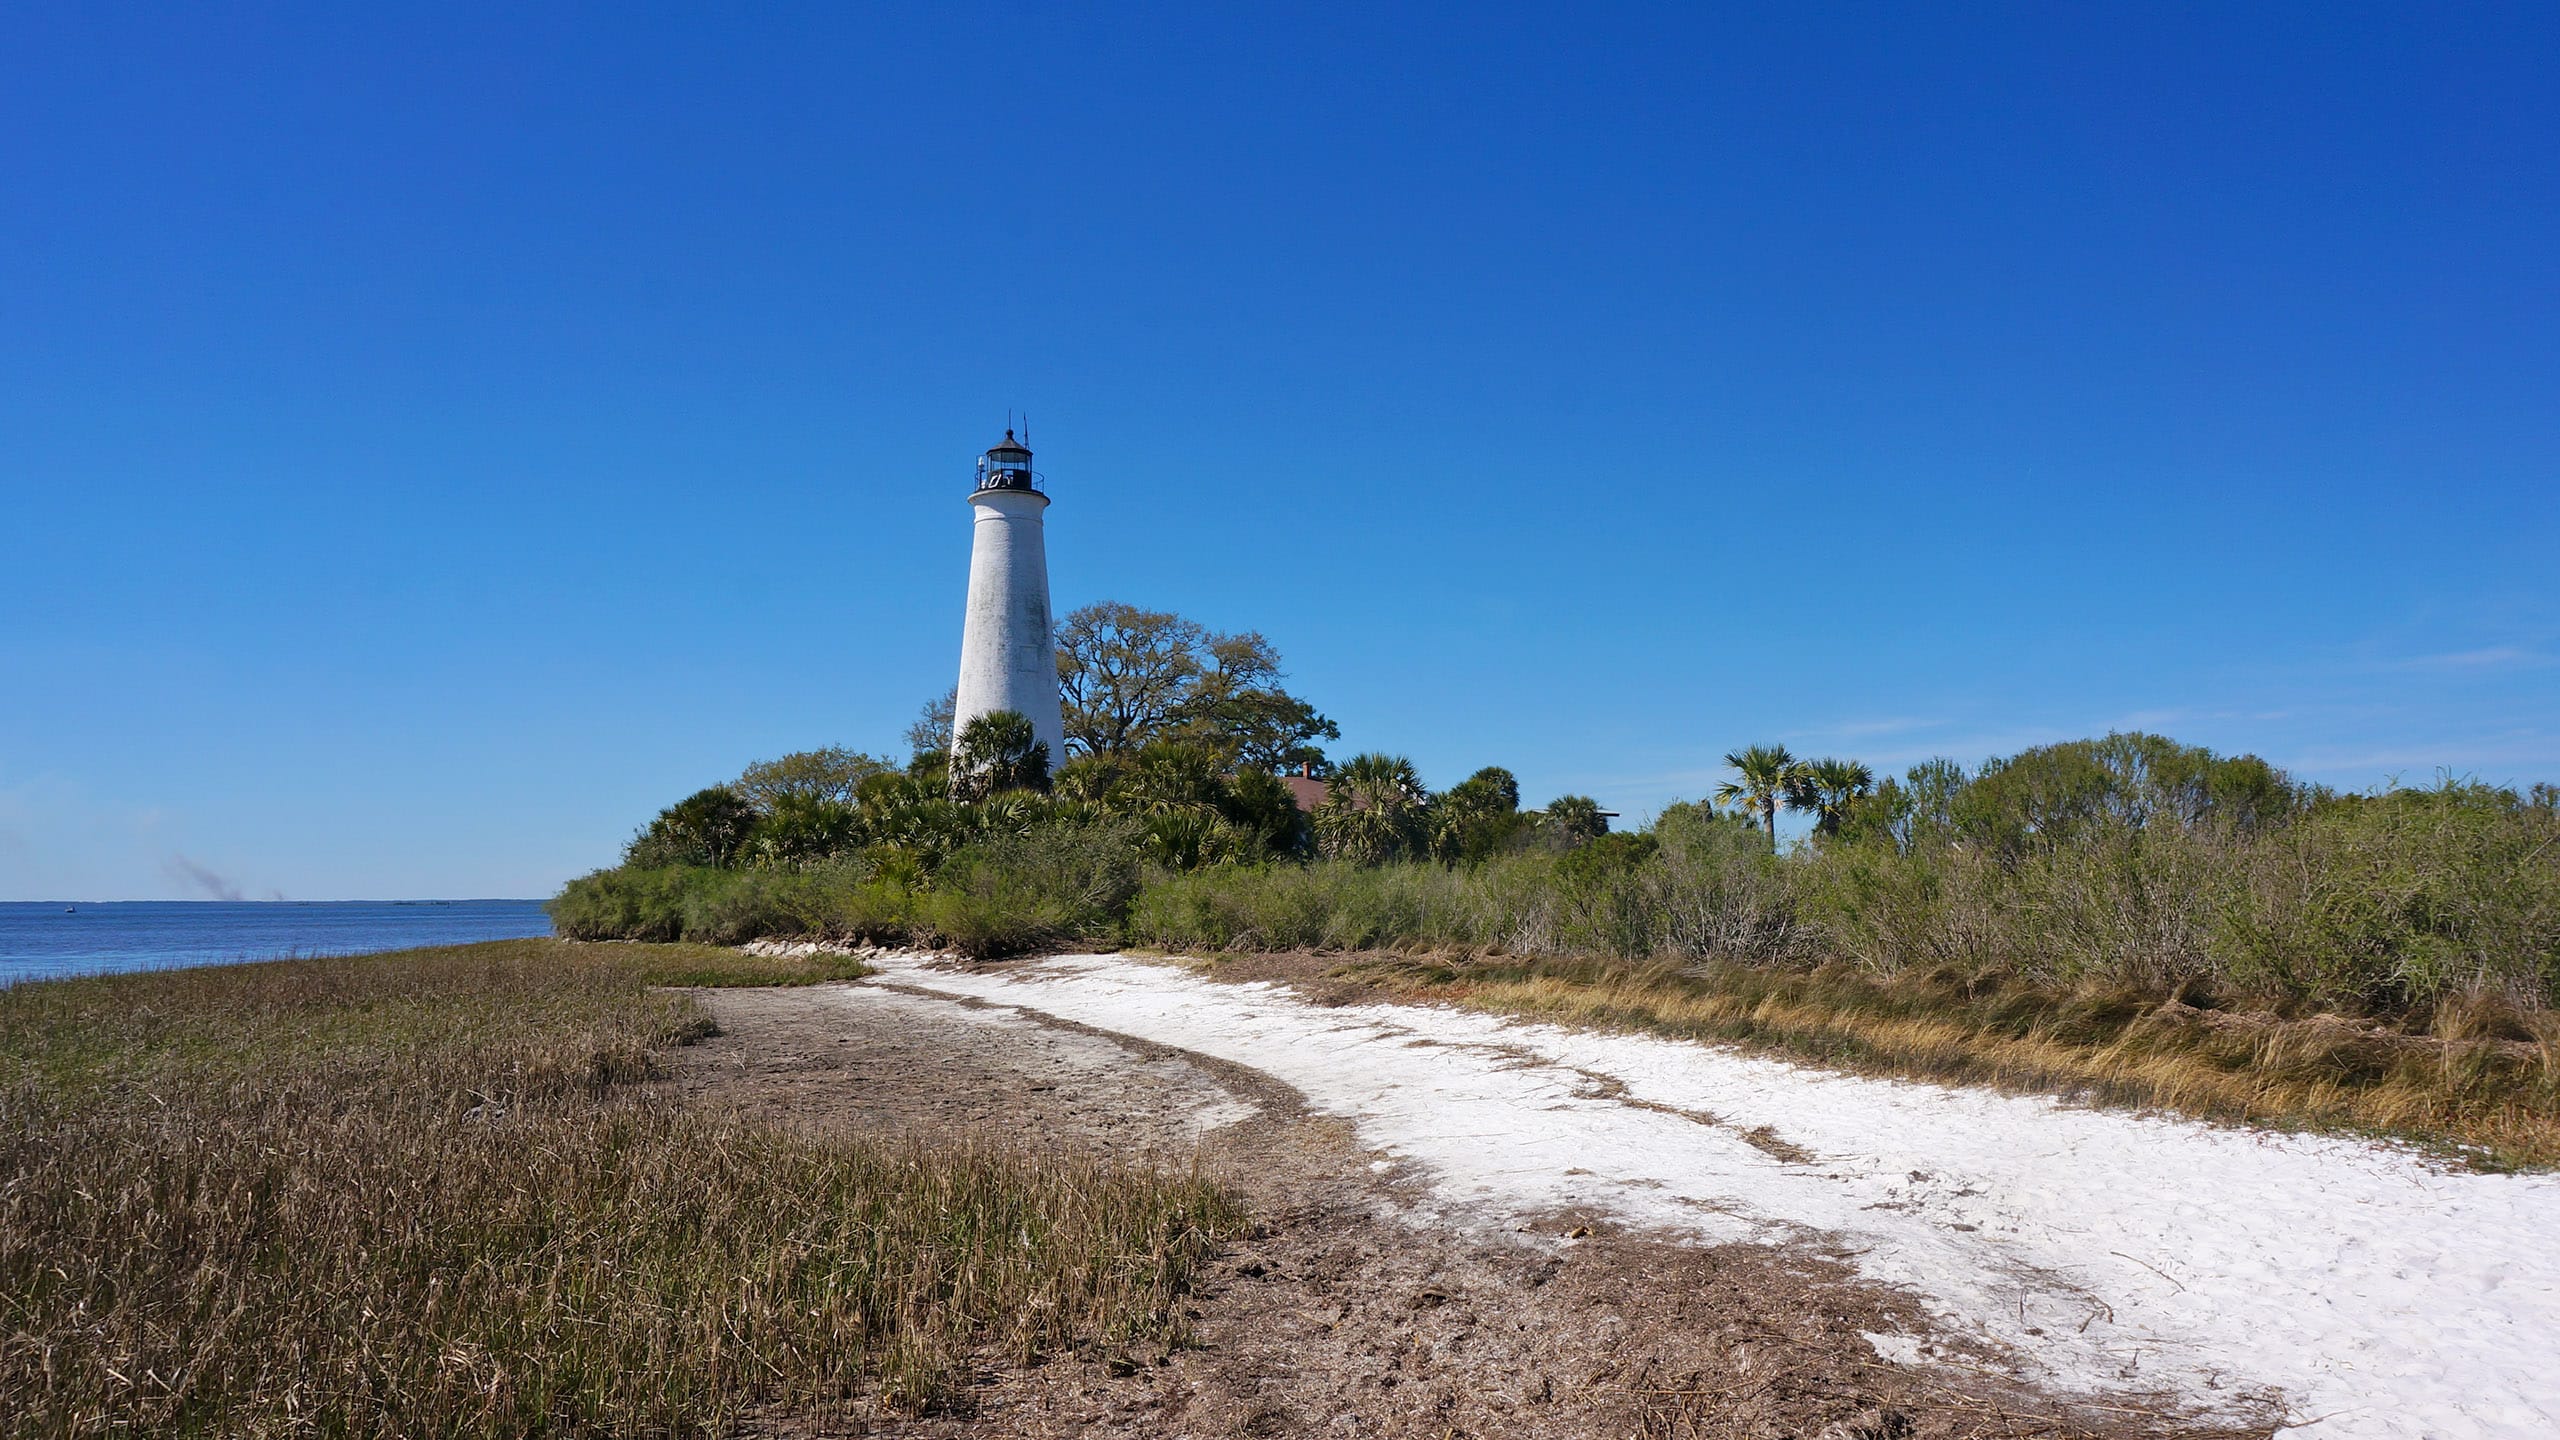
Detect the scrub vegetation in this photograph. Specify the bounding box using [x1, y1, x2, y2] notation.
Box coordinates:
[553, 602, 2560, 1162]
[0, 940, 1239, 1436]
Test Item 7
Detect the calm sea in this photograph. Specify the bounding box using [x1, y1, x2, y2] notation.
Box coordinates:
[0, 900, 555, 987]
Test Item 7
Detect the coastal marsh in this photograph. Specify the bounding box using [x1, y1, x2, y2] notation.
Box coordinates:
[0, 940, 1237, 1436]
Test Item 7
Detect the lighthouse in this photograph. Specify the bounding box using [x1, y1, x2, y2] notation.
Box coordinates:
[951, 428, 1067, 771]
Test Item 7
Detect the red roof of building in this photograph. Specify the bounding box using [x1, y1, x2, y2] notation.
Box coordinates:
[1282, 774, 1330, 812]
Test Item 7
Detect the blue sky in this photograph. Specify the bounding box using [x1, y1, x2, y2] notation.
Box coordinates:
[4, 3, 2555, 900]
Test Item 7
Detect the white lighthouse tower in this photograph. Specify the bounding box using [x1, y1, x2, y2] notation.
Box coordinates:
[951, 428, 1066, 770]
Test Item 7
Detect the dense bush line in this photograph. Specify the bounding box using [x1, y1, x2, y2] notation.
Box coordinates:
[559, 732, 2560, 1023]
[555, 818, 1151, 958]
[1126, 781, 2560, 1018]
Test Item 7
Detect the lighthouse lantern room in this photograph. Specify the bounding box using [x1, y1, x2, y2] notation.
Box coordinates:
[974, 430, 1041, 494]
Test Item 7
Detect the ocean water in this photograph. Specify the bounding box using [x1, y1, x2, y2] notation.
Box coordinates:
[0, 900, 555, 987]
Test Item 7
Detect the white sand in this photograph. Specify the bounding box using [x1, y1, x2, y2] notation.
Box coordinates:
[861, 951, 2560, 1439]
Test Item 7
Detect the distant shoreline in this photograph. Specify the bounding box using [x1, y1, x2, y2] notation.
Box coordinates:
[0, 899, 556, 987]
[8, 897, 548, 906]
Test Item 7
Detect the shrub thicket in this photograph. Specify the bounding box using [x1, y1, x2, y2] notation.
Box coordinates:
[561, 733, 2560, 1022]
[1148, 767, 2558, 1020]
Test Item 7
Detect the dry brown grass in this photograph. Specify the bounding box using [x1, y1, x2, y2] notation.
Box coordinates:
[1310, 953, 2560, 1170]
[0, 940, 1239, 1436]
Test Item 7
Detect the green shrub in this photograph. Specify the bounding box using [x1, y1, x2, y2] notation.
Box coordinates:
[1129, 862, 1479, 954]
[2220, 781, 2560, 1011]
[1951, 732, 2304, 858]
[549, 865, 703, 942]
[1126, 864, 1298, 951]
[563, 742, 2560, 1025]
[921, 822, 1147, 957]
[675, 868, 828, 946]
[1642, 801, 1805, 962]
[557, 821, 1148, 957]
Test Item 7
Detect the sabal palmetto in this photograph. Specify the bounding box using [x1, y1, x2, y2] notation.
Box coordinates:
[1313, 752, 1431, 863]
[1713, 744, 1797, 847]
[1543, 794, 1610, 845]
[1429, 766, 1524, 863]
[950, 710, 1051, 800]
[744, 791, 864, 870]
[1787, 757, 1877, 836]
[976, 790, 1055, 837]
[1120, 739, 1228, 816]
[1141, 810, 1264, 871]
[863, 797, 979, 869]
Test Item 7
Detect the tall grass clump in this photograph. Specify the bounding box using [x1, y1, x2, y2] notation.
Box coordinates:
[0, 940, 1238, 1436]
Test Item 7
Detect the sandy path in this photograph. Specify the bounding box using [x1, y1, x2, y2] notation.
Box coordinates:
[686, 962, 2248, 1439]
[844, 950, 2560, 1440]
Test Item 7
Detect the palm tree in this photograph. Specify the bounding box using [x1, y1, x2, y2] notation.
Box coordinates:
[1787, 756, 1877, 836]
[950, 710, 1051, 800]
[1543, 794, 1610, 844]
[1429, 766, 1524, 863]
[1313, 753, 1431, 863]
[1119, 739, 1227, 816]
[1713, 744, 1797, 847]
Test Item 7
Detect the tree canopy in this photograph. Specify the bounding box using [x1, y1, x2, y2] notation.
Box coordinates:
[905, 688, 957, 761]
[1313, 753, 1432, 863]
[1056, 601, 1337, 769]
[1431, 766, 1526, 862]
[1949, 733, 2301, 857]
[1785, 757, 1876, 836]
[1714, 744, 1797, 845]
[1543, 794, 1612, 843]
[623, 787, 759, 869]
[731, 747, 896, 810]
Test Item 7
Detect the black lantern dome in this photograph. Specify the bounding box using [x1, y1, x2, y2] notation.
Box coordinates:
[973, 429, 1042, 495]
